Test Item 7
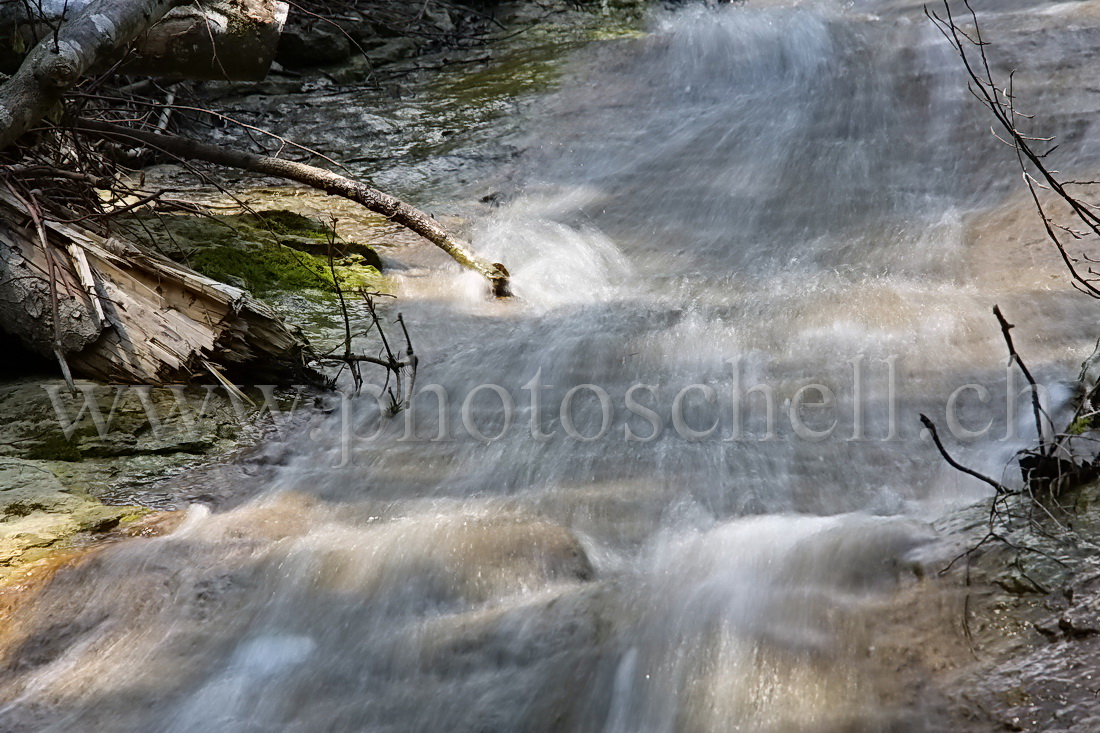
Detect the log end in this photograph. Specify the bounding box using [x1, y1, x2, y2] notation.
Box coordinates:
[490, 262, 511, 299]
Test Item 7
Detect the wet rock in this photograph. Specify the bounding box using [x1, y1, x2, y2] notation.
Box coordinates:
[423, 5, 455, 34]
[1034, 615, 1064, 639]
[921, 497, 1100, 729]
[0, 457, 142, 579]
[1033, 573, 1100, 640]
[305, 512, 594, 603]
[1058, 608, 1100, 638]
[367, 37, 421, 67]
[72, 505, 129, 533]
[0, 379, 231, 463]
[323, 55, 376, 85]
[0, 459, 85, 516]
[0, 375, 311, 579]
[996, 567, 1052, 596]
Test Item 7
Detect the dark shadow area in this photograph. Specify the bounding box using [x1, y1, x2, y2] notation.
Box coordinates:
[0, 331, 58, 378]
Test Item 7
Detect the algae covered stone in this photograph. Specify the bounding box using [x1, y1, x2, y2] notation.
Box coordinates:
[125, 208, 384, 294]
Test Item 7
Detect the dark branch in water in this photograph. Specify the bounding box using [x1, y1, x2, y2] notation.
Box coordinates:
[316, 287, 417, 415]
[325, 216, 362, 395]
[993, 305, 1049, 455]
[919, 413, 1011, 496]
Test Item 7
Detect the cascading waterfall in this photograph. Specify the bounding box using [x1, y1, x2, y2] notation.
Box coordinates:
[1, 1, 1095, 731]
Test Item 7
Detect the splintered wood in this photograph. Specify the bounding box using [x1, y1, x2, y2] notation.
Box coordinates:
[0, 191, 313, 384]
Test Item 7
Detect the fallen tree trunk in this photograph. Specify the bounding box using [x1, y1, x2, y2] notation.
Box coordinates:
[77, 118, 513, 296]
[0, 0, 288, 80]
[0, 0, 186, 150]
[124, 0, 288, 81]
[0, 189, 316, 384]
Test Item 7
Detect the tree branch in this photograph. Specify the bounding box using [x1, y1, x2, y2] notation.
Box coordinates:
[75, 117, 512, 296]
[993, 304, 1049, 454]
[920, 413, 1011, 495]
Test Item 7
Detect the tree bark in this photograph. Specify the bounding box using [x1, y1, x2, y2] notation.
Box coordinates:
[77, 118, 513, 296]
[123, 0, 289, 81]
[0, 0, 185, 150]
[0, 0, 287, 80]
[0, 204, 102, 356]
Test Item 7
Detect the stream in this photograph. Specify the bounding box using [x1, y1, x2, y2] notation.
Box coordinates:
[4, 0, 1100, 730]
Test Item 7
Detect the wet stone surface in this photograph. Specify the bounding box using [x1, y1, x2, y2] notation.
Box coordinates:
[0, 378, 314, 583]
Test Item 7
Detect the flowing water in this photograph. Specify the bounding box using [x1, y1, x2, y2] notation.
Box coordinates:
[4, 1, 1100, 730]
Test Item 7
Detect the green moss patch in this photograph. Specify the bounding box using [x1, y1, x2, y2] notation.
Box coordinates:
[191, 245, 381, 294]
[191, 245, 327, 292]
[23, 431, 84, 463]
[437, 44, 572, 105]
[123, 209, 384, 295]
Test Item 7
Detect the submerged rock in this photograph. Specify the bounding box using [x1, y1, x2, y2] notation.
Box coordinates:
[0, 376, 311, 581]
[303, 511, 594, 603]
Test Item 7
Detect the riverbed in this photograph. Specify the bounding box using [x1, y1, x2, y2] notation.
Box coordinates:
[4, 0, 1100, 730]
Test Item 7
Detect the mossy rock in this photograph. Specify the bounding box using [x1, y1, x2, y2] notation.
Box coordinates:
[23, 431, 85, 463]
[238, 209, 327, 236]
[71, 504, 145, 533]
[435, 43, 572, 106]
[123, 209, 384, 294]
[190, 245, 333, 293]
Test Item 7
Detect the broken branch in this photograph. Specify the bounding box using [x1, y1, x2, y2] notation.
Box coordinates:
[74, 118, 512, 297]
[993, 304, 1049, 454]
[920, 413, 1011, 495]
